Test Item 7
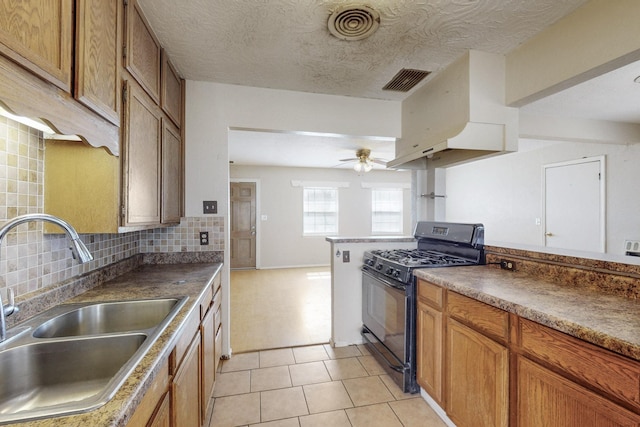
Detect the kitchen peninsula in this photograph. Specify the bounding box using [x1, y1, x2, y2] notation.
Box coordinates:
[415, 247, 640, 426]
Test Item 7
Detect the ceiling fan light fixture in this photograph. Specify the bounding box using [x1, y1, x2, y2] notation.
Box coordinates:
[354, 157, 373, 173]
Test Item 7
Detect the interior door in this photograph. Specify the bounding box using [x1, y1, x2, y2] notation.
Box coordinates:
[543, 156, 605, 252]
[230, 182, 257, 268]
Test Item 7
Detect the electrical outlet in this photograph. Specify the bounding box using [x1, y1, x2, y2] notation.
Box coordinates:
[199, 231, 209, 245]
[203, 201, 217, 214]
[500, 259, 516, 271]
[625, 240, 640, 256]
[343, 250, 350, 263]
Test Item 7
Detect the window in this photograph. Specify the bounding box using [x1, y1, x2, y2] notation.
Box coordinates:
[303, 187, 338, 235]
[372, 188, 403, 234]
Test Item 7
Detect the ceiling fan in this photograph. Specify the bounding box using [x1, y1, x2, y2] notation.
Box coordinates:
[339, 148, 388, 172]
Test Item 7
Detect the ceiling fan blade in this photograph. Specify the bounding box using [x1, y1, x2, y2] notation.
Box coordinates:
[338, 157, 358, 162]
[370, 158, 388, 166]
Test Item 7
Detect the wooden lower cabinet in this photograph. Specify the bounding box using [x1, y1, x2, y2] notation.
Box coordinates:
[516, 356, 640, 427]
[126, 360, 170, 427]
[446, 318, 509, 427]
[416, 299, 443, 404]
[148, 392, 171, 427]
[173, 331, 201, 427]
[201, 305, 216, 421]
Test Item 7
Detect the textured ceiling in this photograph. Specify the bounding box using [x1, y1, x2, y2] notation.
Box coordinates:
[136, 0, 640, 169]
[138, 0, 589, 101]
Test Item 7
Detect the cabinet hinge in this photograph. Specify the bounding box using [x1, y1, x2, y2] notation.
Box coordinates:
[123, 0, 129, 6]
[121, 205, 126, 217]
[122, 45, 127, 60]
[122, 85, 128, 102]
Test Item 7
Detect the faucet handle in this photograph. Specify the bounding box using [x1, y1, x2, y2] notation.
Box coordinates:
[3, 289, 18, 316]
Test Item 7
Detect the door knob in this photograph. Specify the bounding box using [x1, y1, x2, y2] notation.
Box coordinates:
[545, 232, 553, 237]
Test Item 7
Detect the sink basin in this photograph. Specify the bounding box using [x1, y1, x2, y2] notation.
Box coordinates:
[0, 334, 146, 423]
[0, 296, 188, 424]
[33, 298, 180, 338]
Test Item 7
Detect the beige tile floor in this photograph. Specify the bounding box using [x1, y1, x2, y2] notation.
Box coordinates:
[206, 344, 448, 427]
[230, 267, 332, 353]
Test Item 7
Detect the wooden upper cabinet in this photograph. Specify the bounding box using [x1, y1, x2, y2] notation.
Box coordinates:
[123, 80, 161, 227]
[124, 0, 161, 103]
[161, 118, 182, 224]
[161, 50, 183, 128]
[75, 0, 121, 125]
[0, 1, 73, 92]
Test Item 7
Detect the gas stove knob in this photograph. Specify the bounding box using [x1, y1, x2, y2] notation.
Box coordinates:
[365, 259, 374, 266]
[385, 267, 394, 275]
[392, 270, 401, 278]
[376, 264, 383, 270]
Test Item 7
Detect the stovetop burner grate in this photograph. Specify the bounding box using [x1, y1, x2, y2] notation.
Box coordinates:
[370, 249, 473, 267]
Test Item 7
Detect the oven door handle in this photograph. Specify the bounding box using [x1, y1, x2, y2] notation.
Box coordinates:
[361, 268, 406, 291]
[361, 327, 404, 373]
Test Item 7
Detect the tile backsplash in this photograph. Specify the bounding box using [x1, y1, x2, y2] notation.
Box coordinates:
[0, 116, 223, 298]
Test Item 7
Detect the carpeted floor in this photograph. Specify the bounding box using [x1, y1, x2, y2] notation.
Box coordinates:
[230, 267, 331, 353]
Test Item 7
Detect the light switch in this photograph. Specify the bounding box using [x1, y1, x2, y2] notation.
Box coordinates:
[261, 214, 268, 221]
[203, 201, 217, 214]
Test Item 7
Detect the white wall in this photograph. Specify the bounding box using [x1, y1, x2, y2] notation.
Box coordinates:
[230, 165, 412, 268]
[445, 139, 640, 255]
[185, 82, 402, 219]
[185, 82, 402, 355]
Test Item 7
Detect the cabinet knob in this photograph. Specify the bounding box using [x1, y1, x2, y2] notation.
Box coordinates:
[545, 232, 554, 237]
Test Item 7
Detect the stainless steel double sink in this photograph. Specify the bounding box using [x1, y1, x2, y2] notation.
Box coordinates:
[0, 296, 188, 424]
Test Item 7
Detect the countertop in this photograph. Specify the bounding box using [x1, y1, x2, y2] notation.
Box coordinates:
[6, 262, 222, 427]
[414, 265, 640, 362]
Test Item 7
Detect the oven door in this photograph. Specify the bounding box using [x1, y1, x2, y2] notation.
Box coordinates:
[361, 268, 408, 369]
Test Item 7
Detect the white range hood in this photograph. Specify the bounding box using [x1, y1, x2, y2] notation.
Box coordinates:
[388, 50, 518, 169]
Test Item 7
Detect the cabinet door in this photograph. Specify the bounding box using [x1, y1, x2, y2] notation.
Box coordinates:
[446, 318, 509, 427]
[201, 306, 216, 421]
[161, 118, 182, 224]
[416, 299, 443, 404]
[123, 81, 161, 226]
[148, 392, 171, 427]
[161, 51, 183, 128]
[173, 332, 201, 427]
[0, 1, 73, 91]
[75, 0, 121, 125]
[125, 0, 161, 103]
[516, 356, 640, 427]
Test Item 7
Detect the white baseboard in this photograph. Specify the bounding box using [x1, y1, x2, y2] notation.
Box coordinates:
[420, 388, 457, 427]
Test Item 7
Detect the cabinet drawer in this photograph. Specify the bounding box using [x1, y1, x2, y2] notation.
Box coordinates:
[173, 307, 200, 373]
[212, 286, 222, 316]
[213, 272, 221, 294]
[447, 292, 509, 342]
[517, 317, 640, 411]
[126, 358, 169, 427]
[417, 279, 443, 309]
[199, 286, 213, 320]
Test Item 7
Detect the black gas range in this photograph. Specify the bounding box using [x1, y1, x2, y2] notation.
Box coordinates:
[361, 221, 485, 393]
[363, 221, 485, 285]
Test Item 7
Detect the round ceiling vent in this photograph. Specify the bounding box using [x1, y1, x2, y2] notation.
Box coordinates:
[328, 5, 380, 41]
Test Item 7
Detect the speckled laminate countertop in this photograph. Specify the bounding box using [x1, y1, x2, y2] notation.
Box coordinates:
[414, 265, 640, 362]
[4, 262, 222, 427]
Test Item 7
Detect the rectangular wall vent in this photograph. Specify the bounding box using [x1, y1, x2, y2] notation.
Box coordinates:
[382, 68, 431, 92]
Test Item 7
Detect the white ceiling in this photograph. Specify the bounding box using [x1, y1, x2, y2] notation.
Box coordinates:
[137, 0, 639, 169]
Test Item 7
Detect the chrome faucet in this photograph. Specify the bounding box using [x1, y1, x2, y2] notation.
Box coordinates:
[0, 213, 93, 341]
